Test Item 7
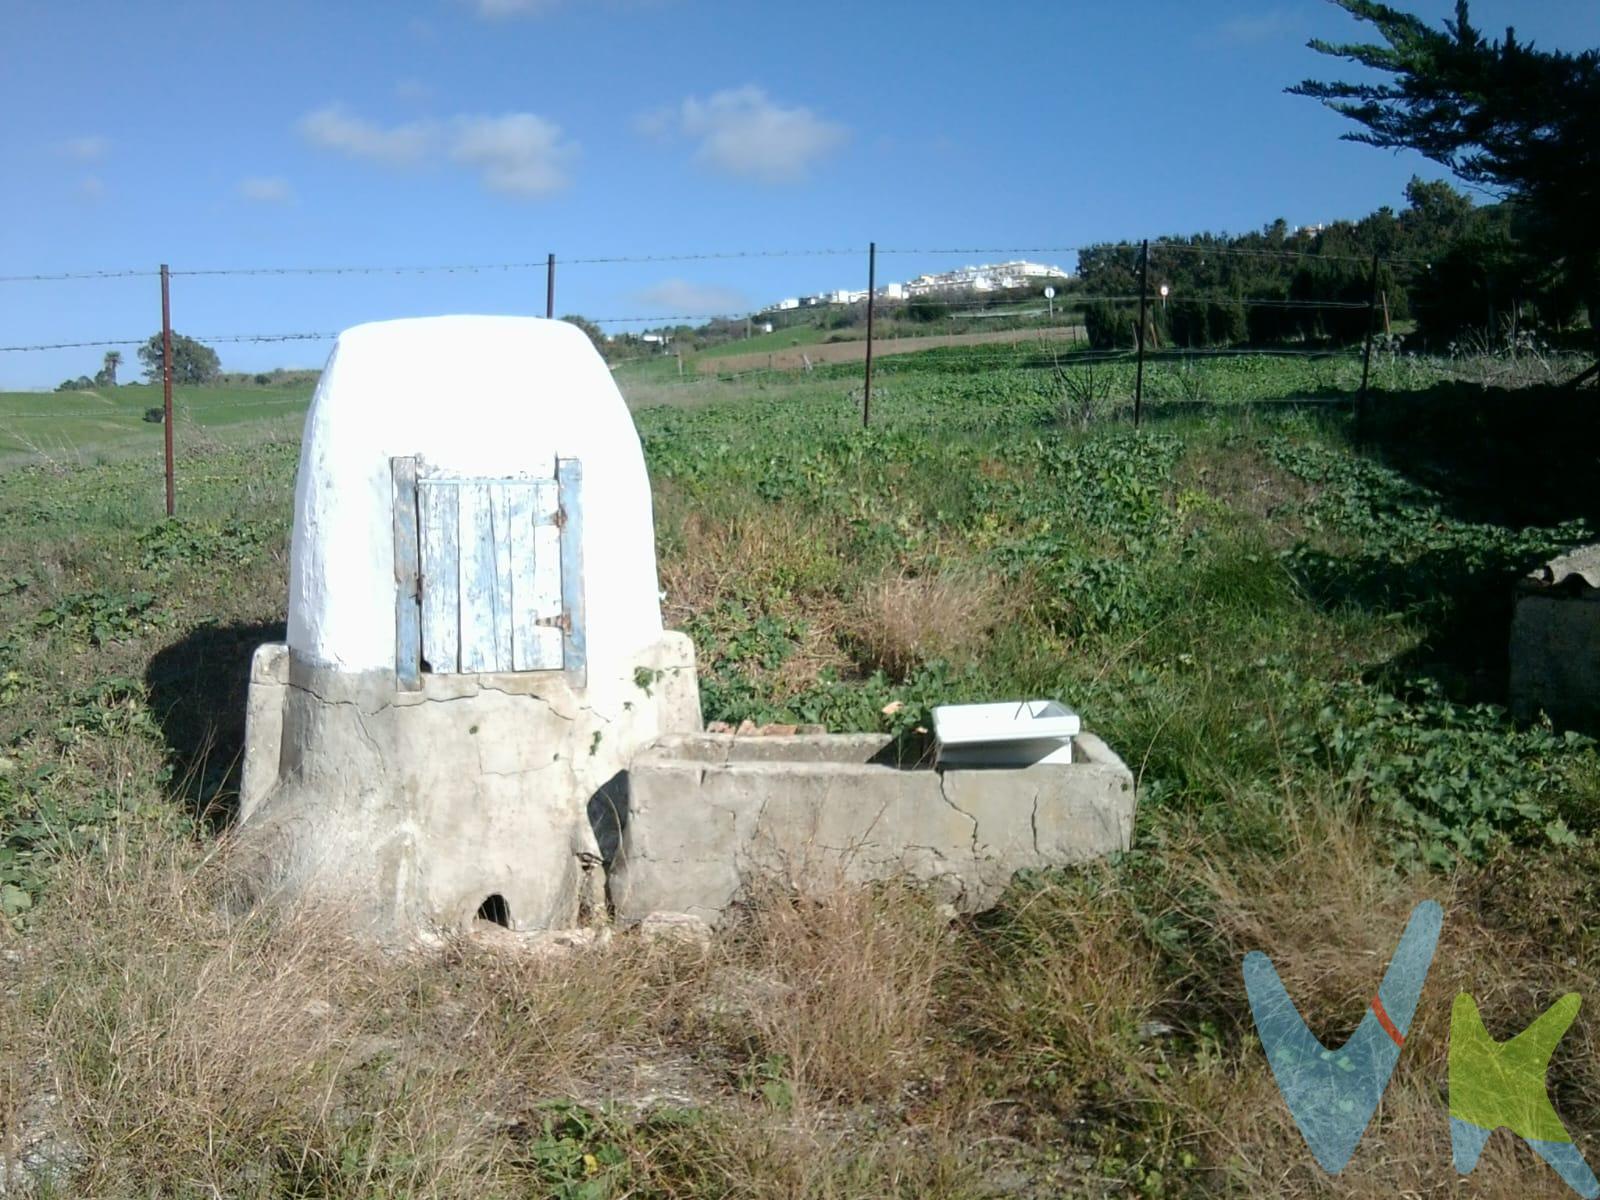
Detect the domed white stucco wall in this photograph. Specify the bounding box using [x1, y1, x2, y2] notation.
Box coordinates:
[286, 315, 662, 676]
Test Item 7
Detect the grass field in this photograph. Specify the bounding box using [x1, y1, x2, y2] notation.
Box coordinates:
[697, 323, 837, 359]
[697, 325, 1090, 375]
[1, 346, 1598, 1196]
[0, 382, 315, 466]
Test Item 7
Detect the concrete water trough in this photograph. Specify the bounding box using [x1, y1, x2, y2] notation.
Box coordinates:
[607, 728, 1136, 925]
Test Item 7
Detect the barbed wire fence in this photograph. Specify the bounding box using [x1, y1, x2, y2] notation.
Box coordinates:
[1, 239, 1446, 512]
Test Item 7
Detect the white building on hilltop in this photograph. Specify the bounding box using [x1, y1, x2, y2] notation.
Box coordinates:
[904, 260, 1070, 297]
[759, 261, 1070, 314]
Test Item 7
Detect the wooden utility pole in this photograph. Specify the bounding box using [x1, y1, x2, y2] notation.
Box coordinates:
[1134, 240, 1149, 428]
[863, 241, 876, 428]
[546, 253, 556, 319]
[1357, 252, 1381, 440]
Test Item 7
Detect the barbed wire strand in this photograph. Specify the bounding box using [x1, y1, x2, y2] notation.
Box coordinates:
[0, 268, 155, 283]
[0, 234, 1448, 285]
[0, 290, 1424, 354]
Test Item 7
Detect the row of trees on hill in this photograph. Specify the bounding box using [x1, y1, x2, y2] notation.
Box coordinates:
[1082, 0, 1599, 357]
[56, 350, 124, 392]
[1076, 178, 1586, 352]
[55, 334, 221, 392]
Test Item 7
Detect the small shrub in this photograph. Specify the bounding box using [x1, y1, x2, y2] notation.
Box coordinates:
[1051, 361, 1117, 428]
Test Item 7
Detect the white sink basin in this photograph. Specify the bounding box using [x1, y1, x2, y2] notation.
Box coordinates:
[932, 699, 1080, 766]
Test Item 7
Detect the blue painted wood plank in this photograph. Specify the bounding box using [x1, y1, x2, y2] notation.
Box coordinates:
[390, 457, 422, 690]
[529, 499, 563, 667]
[557, 457, 586, 681]
[418, 479, 460, 673]
[506, 482, 538, 672]
[507, 481, 565, 670]
[489, 483, 514, 670]
[458, 481, 498, 672]
[414, 467, 570, 677]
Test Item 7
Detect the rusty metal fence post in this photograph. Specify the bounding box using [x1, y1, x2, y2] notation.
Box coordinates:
[863, 241, 876, 428]
[160, 263, 175, 517]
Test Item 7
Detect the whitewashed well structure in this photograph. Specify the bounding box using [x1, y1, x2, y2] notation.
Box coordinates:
[239, 314, 1137, 942]
[237, 316, 702, 935]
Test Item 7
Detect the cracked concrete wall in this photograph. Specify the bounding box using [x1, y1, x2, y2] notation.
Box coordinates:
[608, 731, 1135, 924]
[241, 643, 289, 820]
[235, 633, 701, 936]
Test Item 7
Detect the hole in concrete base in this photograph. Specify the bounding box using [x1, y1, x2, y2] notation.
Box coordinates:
[586, 771, 630, 865]
[476, 893, 510, 927]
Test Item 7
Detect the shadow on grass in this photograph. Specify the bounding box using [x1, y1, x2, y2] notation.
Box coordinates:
[1130, 394, 1351, 426]
[146, 620, 284, 830]
[1359, 381, 1600, 528]
[1281, 384, 1597, 706]
[1288, 543, 1547, 706]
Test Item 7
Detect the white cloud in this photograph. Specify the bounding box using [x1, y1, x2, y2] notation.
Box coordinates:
[450, 113, 573, 196]
[58, 135, 109, 162]
[298, 105, 434, 165]
[650, 86, 847, 184]
[462, 0, 671, 18]
[633, 107, 673, 139]
[468, 0, 563, 15]
[297, 105, 574, 197]
[631, 279, 748, 315]
[238, 176, 295, 204]
[1209, 9, 1300, 45]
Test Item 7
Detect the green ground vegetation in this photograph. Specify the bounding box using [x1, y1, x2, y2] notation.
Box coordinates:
[0, 346, 1597, 1196]
[0, 383, 313, 465]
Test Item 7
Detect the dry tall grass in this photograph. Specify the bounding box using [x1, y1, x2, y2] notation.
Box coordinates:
[12, 839, 712, 1195]
[10, 799, 1600, 1196]
[702, 879, 952, 1108]
[846, 567, 1011, 678]
[656, 503, 848, 629]
[5, 836, 1008, 1196]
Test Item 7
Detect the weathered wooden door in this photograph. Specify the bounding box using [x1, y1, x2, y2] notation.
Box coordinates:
[391, 456, 585, 687]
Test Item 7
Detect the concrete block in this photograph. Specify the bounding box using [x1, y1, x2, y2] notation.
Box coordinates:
[1510, 544, 1600, 734]
[239, 642, 289, 824]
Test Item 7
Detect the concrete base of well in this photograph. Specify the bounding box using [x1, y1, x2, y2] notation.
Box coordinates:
[238, 639, 1138, 937]
[606, 730, 1136, 925]
[234, 633, 703, 937]
[1510, 544, 1600, 735]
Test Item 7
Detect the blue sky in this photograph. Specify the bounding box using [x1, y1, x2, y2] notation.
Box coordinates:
[3, 0, 1596, 388]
